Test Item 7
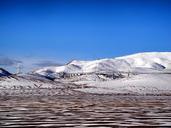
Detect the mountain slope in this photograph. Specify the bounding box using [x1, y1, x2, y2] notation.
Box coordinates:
[34, 52, 171, 78]
[116, 52, 171, 70]
[0, 74, 80, 96]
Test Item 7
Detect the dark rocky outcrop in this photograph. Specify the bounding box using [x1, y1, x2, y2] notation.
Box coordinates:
[0, 68, 12, 77]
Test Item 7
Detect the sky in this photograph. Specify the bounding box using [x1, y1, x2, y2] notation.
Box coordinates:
[0, 0, 171, 72]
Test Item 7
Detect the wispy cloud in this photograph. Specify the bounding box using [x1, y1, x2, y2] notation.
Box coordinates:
[0, 57, 22, 66]
[34, 60, 62, 67]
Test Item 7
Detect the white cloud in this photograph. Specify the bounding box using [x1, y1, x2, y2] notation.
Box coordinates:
[0, 56, 64, 73]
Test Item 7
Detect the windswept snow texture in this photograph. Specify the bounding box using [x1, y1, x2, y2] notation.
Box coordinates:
[75, 74, 171, 95]
[0, 74, 80, 96]
[34, 52, 171, 77]
[0, 75, 61, 89]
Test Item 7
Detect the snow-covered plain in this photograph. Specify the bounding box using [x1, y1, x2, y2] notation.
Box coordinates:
[75, 74, 171, 95]
[0, 74, 80, 96]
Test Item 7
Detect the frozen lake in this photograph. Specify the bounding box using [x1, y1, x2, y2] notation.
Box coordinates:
[0, 93, 171, 127]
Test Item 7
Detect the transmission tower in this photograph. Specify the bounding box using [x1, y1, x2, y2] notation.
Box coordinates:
[16, 63, 22, 74]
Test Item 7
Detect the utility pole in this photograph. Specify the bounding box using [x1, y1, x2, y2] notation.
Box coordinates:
[127, 66, 131, 78]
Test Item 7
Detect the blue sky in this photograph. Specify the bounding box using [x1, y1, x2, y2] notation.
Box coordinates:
[0, 0, 171, 72]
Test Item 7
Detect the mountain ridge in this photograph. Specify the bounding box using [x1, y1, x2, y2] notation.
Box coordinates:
[34, 52, 171, 77]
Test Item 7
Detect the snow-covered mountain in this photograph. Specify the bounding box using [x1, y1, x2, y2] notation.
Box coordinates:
[34, 52, 171, 77]
[1, 52, 171, 96]
[116, 52, 171, 70]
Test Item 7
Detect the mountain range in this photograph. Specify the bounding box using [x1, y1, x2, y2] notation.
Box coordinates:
[34, 52, 171, 78]
[1, 52, 171, 96]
